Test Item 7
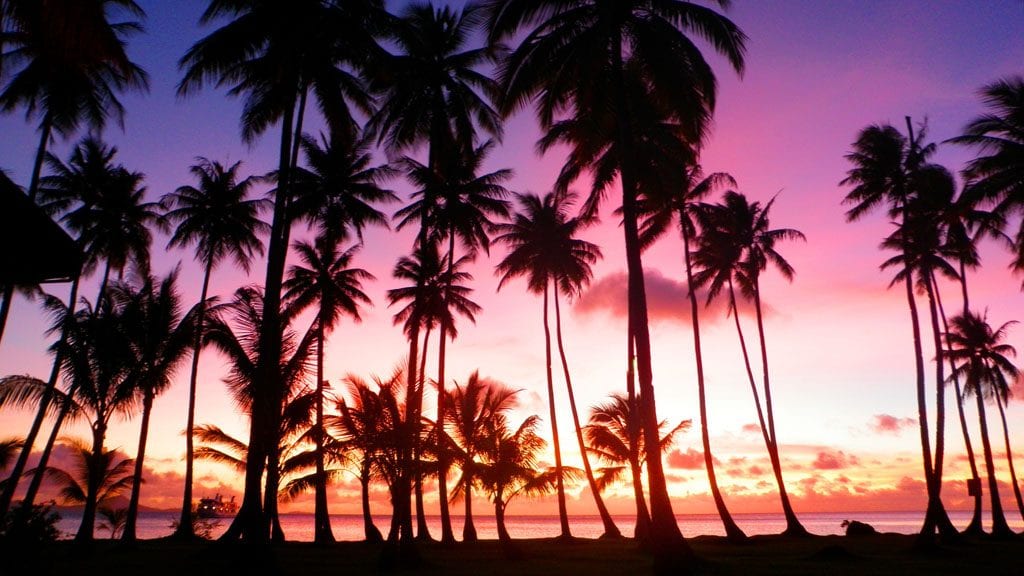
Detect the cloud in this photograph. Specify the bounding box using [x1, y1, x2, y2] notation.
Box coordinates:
[812, 450, 859, 470]
[667, 448, 715, 470]
[741, 423, 762, 435]
[575, 270, 748, 325]
[869, 414, 917, 435]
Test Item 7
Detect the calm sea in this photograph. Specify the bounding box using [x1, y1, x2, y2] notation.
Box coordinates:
[54, 510, 1024, 541]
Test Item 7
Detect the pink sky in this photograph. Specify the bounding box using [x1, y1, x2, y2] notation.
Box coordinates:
[2, 1, 1024, 521]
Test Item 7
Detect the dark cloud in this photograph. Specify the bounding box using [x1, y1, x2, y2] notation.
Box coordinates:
[869, 414, 916, 435]
[812, 450, 859, 470]
[575, 270, 751, 325]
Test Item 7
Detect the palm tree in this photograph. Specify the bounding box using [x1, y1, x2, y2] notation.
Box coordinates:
[178, 0, 380, 543]
[41, 437, 134, 538]
[369, 2, 502, 548]
[445, 371, 517, 542]
[283, 237, 373, 543]
[202, 286, 316, 542]
[161, 157, 268, 540]
[0, 0, 148, 345]
[0, 437, 23, 492]
[486, 0, 745, 559]
[640, 165, 746, 542]
[948, 76, 1024, 278]
[945, 311, 1019, 537]
[841, 121, 959, 541]
[494, 190, 619, 538]
[111, 271, 196, 543]
[695, 191, 807, 536]
[584, 393, 691, 535]
[97, 506, 128, 539]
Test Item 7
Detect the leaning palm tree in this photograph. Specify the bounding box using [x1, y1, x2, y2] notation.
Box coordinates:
[368, 2, 502, 548]
[161, 156, 268, 540]
[640, 165, 746, 542]
[111, 271, 196, 543]
[445, 371, 518, 542]
[948, 76, 1024, 280]
[283, 237, 373, 543]
[178, 0, 380, 543]
[41, 437, 134, 537]
[696, 191, 808, 536]
[945, 311, 1020, 537]
[841, 121, 959, 541]
[486, 0, 745, 560]
[0, 0, 148, 347]
[494, 190, 618, 538]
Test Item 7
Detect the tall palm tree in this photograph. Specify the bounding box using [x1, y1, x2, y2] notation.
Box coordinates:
[445, 371, 518, 542]
[584, 393, 691, 537]
[841, 121, 959, 541]
[945, 311, 1019, 537]
[696, 191, 807, 536]
[369, 2, 502, 548]
[640, 165, 746, 542]
[948, 76, 1024, 279]
[0, 138, 158, 522]
[283, 237, 373, 544]
[0, 0, 148, 345]
[178, 0, 380, 543]
[486, 1, 745, 560]
[494, 190, 618, 538]
[161, 157, 267, 539]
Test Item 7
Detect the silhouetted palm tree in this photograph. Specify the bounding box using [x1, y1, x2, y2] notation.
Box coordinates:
[949, 76, 1024, 280]
[112, 271, 196, 543]
[697, 190, 807, 536]
[494, 190, 617, 538]
[446, 371, 516, 542]
[640, 165, 746, 542]
[842, 121, 959, 541]
[179, 0, 379, 542]
[369, 2, 501, 547]
[0, 437, 23, 492]
[486, 0, 745, 559]
[161, 156, 268, 539]
[0, 0, 148, 346]
[41, 437, 133, 540]
[283, 237, 373, 543]
[945, 311, 1020, 537]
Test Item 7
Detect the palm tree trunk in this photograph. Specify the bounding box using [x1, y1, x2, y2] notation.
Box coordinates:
[681, 224, 745, 542]
[995, 390, 1024, 522]
[436, 234, 456, 544]
[463, 464, 477, 542]
[626, 328, 651, 541]
[495, 496, 511, 543]
[174, 262, 212, 540]
[361, 462, 383, 543]
[921, 274, 957, 539]
[975, 389, 1012, 537]
[313, 314, 335, 544]
[75, 422, 106, 543]
[414, 325, 432, 542]
[608, 38, 687, 559]
[542, 282, 571, 539]
[932, 272, 982, 534]
[553, 289, 619, 538]
[0, 275, 80, 519]
[382, 323, 420, 564]
[123, 390, 155, 543]
[225, 89, 298, 545]
[265, 443, 285, 543]
[22, 381, 80, 510]
[751, 280, 807, 536]
[904, 269, 938, 544]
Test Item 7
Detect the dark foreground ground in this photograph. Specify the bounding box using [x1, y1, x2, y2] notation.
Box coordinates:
[6, 533, 1024, 576]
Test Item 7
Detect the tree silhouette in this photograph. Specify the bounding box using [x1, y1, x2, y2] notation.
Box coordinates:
[41, 437, 133, 540]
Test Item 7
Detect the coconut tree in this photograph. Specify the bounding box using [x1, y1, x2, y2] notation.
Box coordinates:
[639, 165, 746, 542]
[841, 121, 960, 540]
[40, 438, 134, 537]
[368, 2, 502, 547]
[945, 311, 1019, 537]
[494, 190, 619, 538]
[113, 271, 196, 543]
[283, 237, 373, 543]
[161, 157, 268, 539]
[0, 0, 148, 346]
[445, 371, 517, 542]
[486, 0, 745, 560]
[948, 76, 1024, 279]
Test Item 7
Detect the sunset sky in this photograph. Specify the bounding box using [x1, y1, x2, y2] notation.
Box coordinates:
[1, 0, 1023, 523]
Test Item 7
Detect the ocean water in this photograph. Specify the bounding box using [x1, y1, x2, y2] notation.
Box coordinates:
[54, 509, 1024, 541]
